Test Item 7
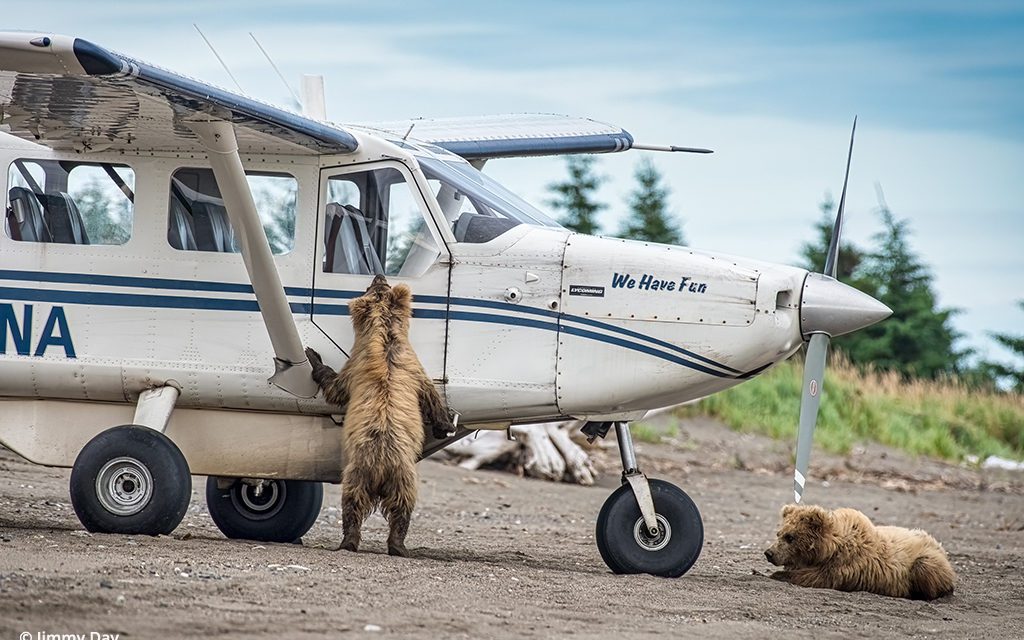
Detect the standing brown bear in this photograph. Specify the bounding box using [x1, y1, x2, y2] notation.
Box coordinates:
[765, 504, 956, 600]
[305, 275, 453, 557]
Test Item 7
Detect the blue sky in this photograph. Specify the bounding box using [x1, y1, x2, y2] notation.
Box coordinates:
[7, 1, 1024, 366]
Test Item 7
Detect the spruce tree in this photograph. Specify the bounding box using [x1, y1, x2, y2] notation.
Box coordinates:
[850, 196, 963, 378]
[800, 188, 965, 379]
[985, 301, 1024, 392]
[618, 157, 685, 245]
[546, 155, 605, 235]
[74, 176, 131, 245]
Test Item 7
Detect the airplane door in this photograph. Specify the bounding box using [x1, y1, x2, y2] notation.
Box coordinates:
[311, 160, 450, 387]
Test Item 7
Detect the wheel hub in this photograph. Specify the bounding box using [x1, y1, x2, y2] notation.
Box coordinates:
[95, 457, 154, 516]
[231, 480, 285, 520]
[633, 513, 672, 551]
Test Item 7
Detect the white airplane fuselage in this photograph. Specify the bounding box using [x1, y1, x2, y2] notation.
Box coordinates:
[0, 132, 810, 482]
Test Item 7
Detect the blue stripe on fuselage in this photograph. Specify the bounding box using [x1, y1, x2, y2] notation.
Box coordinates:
[0, 269, 741, 378]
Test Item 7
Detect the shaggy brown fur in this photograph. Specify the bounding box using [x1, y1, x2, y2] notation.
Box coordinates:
[305, 275, 453, 556]
[765, 504, 956, 600]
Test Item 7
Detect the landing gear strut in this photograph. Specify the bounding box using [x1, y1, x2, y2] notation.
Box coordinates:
[593, 421, 704, 577]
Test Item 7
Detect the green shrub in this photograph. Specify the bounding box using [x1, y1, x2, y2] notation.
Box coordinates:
[677, 356, 1024, 461]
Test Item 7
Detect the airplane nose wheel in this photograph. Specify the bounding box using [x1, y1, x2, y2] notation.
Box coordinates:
[206, 477, 323, 543]
[594, 422, 704, 577]
[596, 479, 703, 577]
[70, 425, 192, 536]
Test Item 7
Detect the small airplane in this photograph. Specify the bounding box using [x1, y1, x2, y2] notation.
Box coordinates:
[0, 32, 890, 577]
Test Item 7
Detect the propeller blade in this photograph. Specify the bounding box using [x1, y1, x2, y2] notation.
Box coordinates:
[793, 333, 830, 503]
[823, 116, 857, 279]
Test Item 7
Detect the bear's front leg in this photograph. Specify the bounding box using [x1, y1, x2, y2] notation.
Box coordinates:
[418, 377, 455, 440]
[305, 347, 337, 390]
[776, 567, 833, 590]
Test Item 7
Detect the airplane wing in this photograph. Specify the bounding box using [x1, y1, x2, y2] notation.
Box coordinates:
[352, 113, 635, 160]
[0, 32, 358, 155]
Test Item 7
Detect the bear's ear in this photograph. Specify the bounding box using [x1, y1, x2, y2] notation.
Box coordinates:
[781, 504, 798, 518]
[389, 284, 413, 313]
[802, 507, 828, 532]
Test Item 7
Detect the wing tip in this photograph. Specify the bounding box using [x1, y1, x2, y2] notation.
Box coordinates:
[72, 38, 127, 76]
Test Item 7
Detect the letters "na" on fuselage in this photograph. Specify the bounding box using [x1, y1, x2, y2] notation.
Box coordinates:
[0, 303, 77, 358]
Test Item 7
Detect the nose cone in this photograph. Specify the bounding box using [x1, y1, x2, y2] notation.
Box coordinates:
[800, 273, 892, 339]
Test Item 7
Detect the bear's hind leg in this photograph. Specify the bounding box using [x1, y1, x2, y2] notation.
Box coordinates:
[382, 471, 417, 557]
[909, 552, 956, 600]
[340, 480, 373, 552]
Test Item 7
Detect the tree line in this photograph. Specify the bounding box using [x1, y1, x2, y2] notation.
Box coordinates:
[545, 155, 1023, 391]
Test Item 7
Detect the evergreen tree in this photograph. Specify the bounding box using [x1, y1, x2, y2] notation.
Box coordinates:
[618, 157, 685, 245]
[253, 184, 297, 254]
[74, 176, 131, 245]
[847, 195, 963, 378]
[984, 301, 1024, 392]
[546, 155, 605, 235]
[800, 188, 966, 379]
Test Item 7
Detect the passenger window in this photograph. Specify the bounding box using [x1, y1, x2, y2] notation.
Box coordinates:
[5, 159, 134, 245]
[322, 167, 439, 277]
[168, 168, 297, 254]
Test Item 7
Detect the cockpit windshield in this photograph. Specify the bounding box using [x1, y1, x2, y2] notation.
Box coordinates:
[417, 156, 563, 244]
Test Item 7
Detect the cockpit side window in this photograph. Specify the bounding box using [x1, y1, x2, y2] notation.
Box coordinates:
[321, 166, 440, 277]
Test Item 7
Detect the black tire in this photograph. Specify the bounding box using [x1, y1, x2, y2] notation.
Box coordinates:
[206, 477, 323, 543]
[70, 425, 191, 536]
[595, 479, 704, 578]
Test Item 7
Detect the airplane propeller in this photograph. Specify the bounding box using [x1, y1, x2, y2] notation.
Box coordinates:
[793, 117, 861, 504]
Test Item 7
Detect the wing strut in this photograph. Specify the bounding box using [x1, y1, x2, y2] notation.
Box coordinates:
[188, 118, 318, 398]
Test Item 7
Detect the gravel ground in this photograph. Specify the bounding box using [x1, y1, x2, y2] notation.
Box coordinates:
[1, 417, 1022, 639]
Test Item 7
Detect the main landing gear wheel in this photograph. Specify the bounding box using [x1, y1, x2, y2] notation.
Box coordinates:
[70, 425, 192, 536]
[595, 479, 704, 578]
[206, 477, 323, 543]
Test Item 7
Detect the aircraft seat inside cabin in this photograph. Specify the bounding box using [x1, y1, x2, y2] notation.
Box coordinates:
[6, 186, 52, 242]
[45, 192, 91, 245]
[192, 201, 237, 253]
[167, 197, 198, 251]
[324, 202, 384, 275]
[453, 211, 518, 244]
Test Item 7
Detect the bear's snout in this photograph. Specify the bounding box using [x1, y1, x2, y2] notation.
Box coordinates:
[765, 547, 779, 565]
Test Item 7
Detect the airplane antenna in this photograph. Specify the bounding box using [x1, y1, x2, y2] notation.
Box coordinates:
[402, 123, 416, 140]
[193, 24, 246, 95]
[249, 32, 301, 107]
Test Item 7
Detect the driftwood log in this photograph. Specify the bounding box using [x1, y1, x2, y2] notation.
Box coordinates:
[442, 421, 597, 485]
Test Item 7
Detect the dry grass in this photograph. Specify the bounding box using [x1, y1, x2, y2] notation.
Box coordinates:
[677, 354, 1024, 461]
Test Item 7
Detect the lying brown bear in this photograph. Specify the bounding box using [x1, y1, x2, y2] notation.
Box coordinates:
[765, 504, 956, 600]
[306, 275, 453, 557]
